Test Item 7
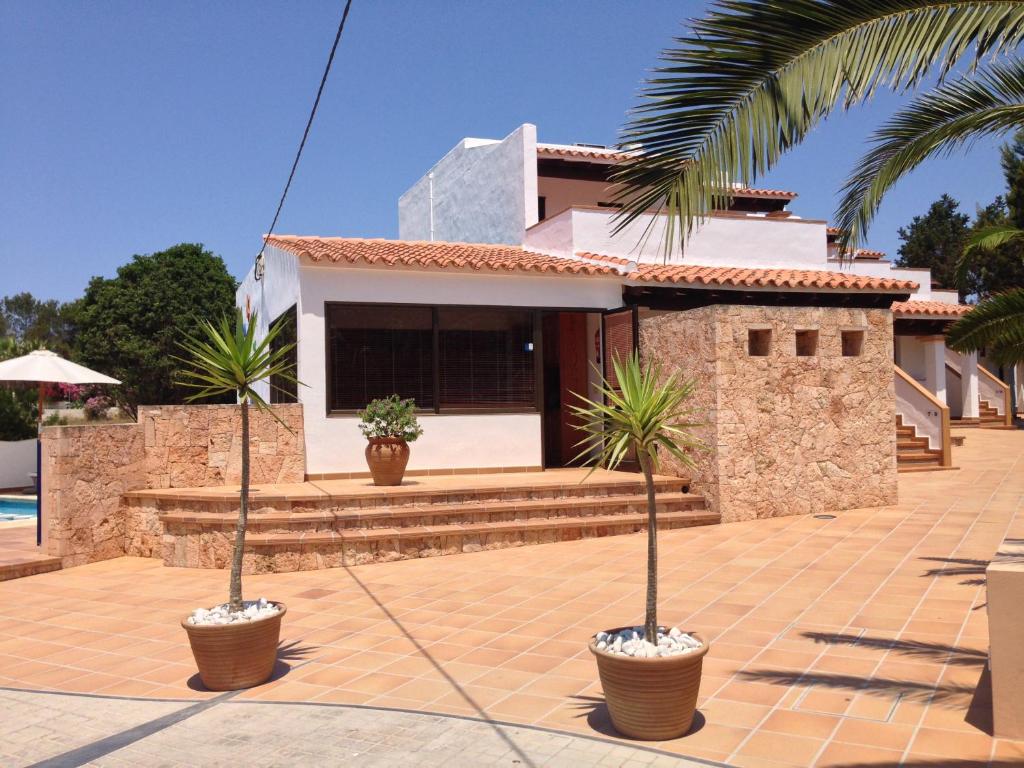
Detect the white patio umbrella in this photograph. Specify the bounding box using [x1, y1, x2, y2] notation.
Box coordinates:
[0, 349, 121, 545]
[0, 349, 121, 424]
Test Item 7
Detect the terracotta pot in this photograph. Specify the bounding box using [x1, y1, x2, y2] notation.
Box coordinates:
[589, 628, 708, 740]
[365, 437, 410, 486]
[181, 602, 286, 691]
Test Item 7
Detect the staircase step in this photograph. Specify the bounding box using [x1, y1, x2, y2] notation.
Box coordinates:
[897, 451, 944, 464]
[897, 438, 929, 452]
[237, 508, 721, 572]
[160, 492, 706, 531]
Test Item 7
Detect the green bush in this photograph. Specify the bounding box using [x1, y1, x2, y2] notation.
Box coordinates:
[358, 395, 423, 442]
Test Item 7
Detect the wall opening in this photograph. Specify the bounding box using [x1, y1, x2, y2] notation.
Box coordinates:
[748, 328, 772, 357]
[795, 329, 819, 357]
[842, 330, 865, 357]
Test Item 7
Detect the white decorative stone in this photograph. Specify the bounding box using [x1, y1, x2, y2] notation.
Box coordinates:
[594, 627, 702, 658]
[187, 598, 281, 626]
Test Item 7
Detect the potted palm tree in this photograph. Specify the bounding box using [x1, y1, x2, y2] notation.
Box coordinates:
[175, 310, 299, 691]
[571, 352, 707, 740]
[359, 395, 423, 486]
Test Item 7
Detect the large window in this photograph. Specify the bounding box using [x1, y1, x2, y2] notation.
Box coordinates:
[327, 304, 538, 413]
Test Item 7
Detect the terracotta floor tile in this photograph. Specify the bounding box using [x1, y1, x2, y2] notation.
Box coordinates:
[736, 730, 826, 765]
[760, 709, 841, 740]
[814, 741, 904, 767]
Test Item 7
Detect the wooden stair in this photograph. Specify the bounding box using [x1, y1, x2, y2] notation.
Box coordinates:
[139, 474, 717, 573]
[896, 415, 945, 472]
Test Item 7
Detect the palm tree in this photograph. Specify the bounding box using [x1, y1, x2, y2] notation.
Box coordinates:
[612, 1, 1024, 254]
[948, 289, 1024, 364]
[570, 353, 703, 644]
[175, 310, 299, 612]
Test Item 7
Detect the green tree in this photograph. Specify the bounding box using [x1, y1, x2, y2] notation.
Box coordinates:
[1, 292, 76, 353]
[175, 312, 298, 612]
[611, 1, 1024, 254]
[0, 337, 41, 440]
[962, 198, 1024, 299]
[570, 354, 703, 643]
[1001, 128, 1024, 229]
[894, 195, 970, 299]
[73, 244, 237, 416]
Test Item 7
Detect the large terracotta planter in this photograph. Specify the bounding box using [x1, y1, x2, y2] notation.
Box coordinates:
[589, 629, 708, 740]
[365, 437, 410, 486]
[181, 602, 286, 691]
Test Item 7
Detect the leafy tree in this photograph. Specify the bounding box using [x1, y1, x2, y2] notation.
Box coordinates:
[0, 337, 41, 440]
[611, 1, 1024, 254]
[0, 292, 76, 353]
[894, 195, 970, 298]
[961, 198, 1024, 299]
[571, 353, 703, 643]
[73, 244, 237, 416]
[175, 312, 299, 612]
[1001, 128, 1024, 229]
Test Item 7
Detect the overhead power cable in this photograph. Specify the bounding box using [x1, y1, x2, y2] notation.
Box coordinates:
[255, 0, 354, 281]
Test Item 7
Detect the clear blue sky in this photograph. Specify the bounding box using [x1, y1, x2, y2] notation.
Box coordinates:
[1, 1, 1010, 302]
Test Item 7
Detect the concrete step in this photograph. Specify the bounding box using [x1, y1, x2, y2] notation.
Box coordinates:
[159, 492, 707, 531]
[236, 508, 721, 573]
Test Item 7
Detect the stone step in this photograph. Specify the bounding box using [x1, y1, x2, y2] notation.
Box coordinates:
[897, 450, 944, 464]
[0, 557, 62, 582]
[233, 508, 721, 573]
[159, 492, 705, 532]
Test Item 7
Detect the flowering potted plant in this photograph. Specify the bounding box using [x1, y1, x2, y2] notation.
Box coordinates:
[174, 310, 299, 691]
[358, 395, 423, 486]
[571, 352, 707, 740]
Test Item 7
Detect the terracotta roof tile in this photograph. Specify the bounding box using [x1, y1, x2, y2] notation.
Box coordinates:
[891, 300, 972, 317]
[853, 249, 886, 260]
[617, 261, 918, 293]
[265, 236, 618, 277]
[536, 144, 631, 162]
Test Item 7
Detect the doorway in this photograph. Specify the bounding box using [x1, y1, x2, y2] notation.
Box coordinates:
[542, 312, 592, 467]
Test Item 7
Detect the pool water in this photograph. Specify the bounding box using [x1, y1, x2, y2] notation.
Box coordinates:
[0, 498, 37, 521]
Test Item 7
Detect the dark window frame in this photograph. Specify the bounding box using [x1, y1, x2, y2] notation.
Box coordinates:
[325, 301, 543, 416]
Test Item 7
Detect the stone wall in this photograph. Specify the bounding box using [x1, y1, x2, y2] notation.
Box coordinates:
[42, 423, 145, 568]
[641, 305, 897, 522]
[41, 404, 305, 567]
[139, 405, 305, 488]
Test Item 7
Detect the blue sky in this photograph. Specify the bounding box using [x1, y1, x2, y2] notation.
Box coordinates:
[1, 1, 1011, 301]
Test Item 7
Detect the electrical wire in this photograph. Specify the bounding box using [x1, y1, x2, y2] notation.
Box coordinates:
[255, 0, 354, 280]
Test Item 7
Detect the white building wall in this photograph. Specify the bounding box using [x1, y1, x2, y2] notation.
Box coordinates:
[296, 262, 622, 475]
[538, 177, 618, 219]
[0, 439, 36, 491]
[525, 208, 829, 268]
[399, 125, 538, 245]
[236, 245, 301, 401]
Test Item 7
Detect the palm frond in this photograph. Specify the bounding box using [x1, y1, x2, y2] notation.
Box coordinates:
[954, 222, 1024, 287]
[569, 353, 705, 474]
[836, 59, 1024, 248]
[947, 288, 1024, 363]
[612, 1, 1024, 256]
[174, 310, 301, 426]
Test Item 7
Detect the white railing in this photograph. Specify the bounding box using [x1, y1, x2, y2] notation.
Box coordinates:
[895, 365, 951, 465]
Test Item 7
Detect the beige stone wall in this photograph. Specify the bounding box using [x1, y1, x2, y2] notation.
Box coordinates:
[42, 423, 145, 568]
[641, 305, 897, 522]
[41, 404, 305, 567]
[139, 404, 305, 488]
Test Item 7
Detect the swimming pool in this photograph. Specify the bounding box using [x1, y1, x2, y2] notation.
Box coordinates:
[0, 498, 37, 521]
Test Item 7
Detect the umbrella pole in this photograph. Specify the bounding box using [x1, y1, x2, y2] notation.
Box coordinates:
[36, 383, 43, 547]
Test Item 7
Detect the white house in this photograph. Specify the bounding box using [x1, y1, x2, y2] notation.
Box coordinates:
[236, 123, 1001, 519]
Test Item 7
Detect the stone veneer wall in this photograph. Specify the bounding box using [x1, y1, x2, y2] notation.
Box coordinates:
[41, 404, 304, 568]
[640, 305, 897, 521]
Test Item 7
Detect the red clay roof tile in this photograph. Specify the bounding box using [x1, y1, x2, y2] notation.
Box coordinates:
[265, 236, 618, 277]
[616, 261, 918, 293]
[891, 300, 972, 317]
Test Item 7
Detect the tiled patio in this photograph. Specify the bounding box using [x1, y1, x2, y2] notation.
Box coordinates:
[1, 430, 1023, 766]
[0, 521, 60, 581]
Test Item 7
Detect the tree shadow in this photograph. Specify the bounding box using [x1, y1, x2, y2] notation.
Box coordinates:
[802, 631, 987, 667]
[737, 669, 976, 708]
[568, 694, 706, 740]
[919, 555, 989, 580]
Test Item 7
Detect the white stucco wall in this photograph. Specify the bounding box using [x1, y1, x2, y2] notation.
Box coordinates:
[399, 125, 538, 245]
[0, 439, 36, 490]
[895, 336, 927, 382]
[538, 177, 618, 220]
[525, 208, 829, 268]
[236, 245, 301, 401]
[295, 262, 623, 475]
